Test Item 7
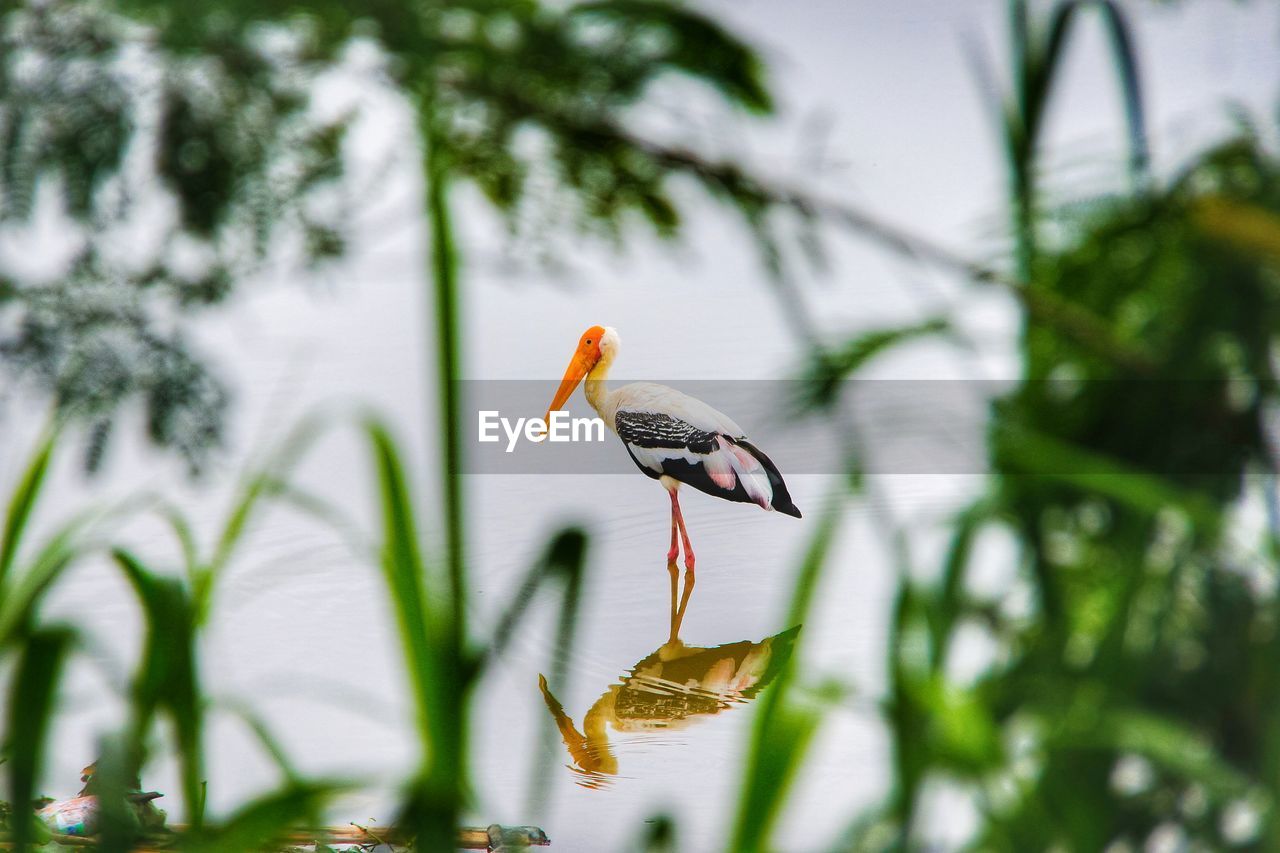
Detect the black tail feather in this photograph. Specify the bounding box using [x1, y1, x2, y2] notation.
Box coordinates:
[736, 439, 802, 518]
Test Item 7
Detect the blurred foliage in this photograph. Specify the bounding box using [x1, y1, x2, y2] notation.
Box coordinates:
[0, 414, 589, 850]
[795, 318, 950, 413]
[11, 0, 1280, 852]
[823, 3, 1280, 851]
[116, 0, 773, 233]
[0, 1, 351, 469]
[0, 0, 778, 471]
[101, 0, 775, 844]
[1, 0, 780, 849]
[959, 133, 1280, 853]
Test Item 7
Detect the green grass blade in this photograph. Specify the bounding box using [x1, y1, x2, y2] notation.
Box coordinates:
[487, 527, 588, 664]
[1028, 1, 1149, 192]
[363, 418, 438, 749]
[155, 504, 200, 590]
[182, 781, 347, 853]
[885, 582, 928, 842]
[783, 493, 843, 629]
[112, 548, 206, 829]
[729, 493, 842, 852]
[496, 527, 589, 817]
[928, 501, 994, 671]
[218, 700, 304, 783]
[995, 423, 1222, 530]
[0, 513, 95, 648]
[1009, 0, 1029, 113]
[3, 627, 74, 852]
[1003, 0, 1150, 275]
[0, 491, 154, 650]
[796, 319, 950, 412]
[361, 417, 466, 850]
[729, 694, 825, 853]
[1093, 0, 1149, 187]
[198, 414, 331, 623]
[0, 426, 57, 590]
[423, 121, 468, 651]
[93, 732, 153, 853]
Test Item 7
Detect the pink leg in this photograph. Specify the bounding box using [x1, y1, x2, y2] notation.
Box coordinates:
[671, 490, 695, 573]
[667, 559, 680, 643]
[673, 566, 695, 638]
[667, 489, 680, 563]
[666, 487, 696, 640]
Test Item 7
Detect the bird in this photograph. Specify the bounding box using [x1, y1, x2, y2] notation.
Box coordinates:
[544, 325, 801, 599]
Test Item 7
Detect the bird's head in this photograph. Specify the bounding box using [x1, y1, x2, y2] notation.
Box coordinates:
[545, 325, 618, 420]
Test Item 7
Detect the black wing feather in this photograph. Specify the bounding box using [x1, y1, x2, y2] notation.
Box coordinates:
[614, 411, 802, 517]
[615, 410, 717, 453]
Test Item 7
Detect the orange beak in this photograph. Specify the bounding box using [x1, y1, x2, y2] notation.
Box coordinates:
[545, 348, 597, 423]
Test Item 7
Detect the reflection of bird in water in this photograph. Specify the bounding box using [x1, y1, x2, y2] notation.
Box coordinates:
[544, 326, 801, 604]
[538, 623, 800, 785]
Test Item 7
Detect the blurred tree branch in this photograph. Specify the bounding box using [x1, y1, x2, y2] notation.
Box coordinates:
[0, 0, 353, 470]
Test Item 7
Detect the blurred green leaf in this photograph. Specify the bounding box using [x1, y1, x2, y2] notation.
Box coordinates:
[182, 780, 346, 853]
[0, 425, 55, 589]
[928, 501, 995, 671]
[730, 493, 842, 851]
[1004, 0, 1149, 276]
[911, 675, 1003, 777]
[568, 0, 772, 114]
[487, 526, 589, 815]
[489, 527, 589, 664]
[0, 510, 97, 650]
[0, 0, 353, 467]
[195, 415, 330, 623]
[112, 548, 205, 829]
[797, 319, 950, 411]
[362, 416, 466, 850]
[994, 424, 1222, 531]
[3, 627, 73, 852]
[1194, 195, 1280, 264]
[1054, 706, 1252, 798]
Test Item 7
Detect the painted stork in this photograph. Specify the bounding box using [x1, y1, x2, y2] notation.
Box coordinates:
[544, 325, 801, 605]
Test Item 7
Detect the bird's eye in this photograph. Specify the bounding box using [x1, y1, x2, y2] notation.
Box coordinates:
[586, 339, 593, 345]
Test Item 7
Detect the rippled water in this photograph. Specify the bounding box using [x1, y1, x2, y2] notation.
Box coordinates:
[466, 471, 892, 850]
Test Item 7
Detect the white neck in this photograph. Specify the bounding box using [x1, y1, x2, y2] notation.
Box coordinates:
[584, 349, 615, 424]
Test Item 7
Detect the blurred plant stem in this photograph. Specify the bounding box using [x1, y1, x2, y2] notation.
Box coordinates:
[1002, 0, 1149, 282]
[424, 106, 467, 641]
[403, 93, 472, 848]
[730, 493, 843, 852]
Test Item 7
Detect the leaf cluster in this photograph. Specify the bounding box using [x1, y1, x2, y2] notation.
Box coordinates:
[0, 0, 351, 469]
